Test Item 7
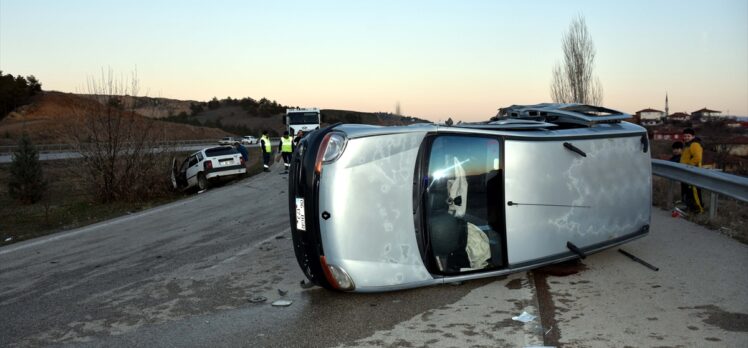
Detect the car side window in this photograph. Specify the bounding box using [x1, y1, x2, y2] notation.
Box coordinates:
[197, 153, 203, 161]
[188, 155, 198, 167]
[425, 135, 503, 273]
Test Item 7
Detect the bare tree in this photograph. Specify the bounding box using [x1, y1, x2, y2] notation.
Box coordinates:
[550, 15, 603, 106]
[63, 69, 172, 202]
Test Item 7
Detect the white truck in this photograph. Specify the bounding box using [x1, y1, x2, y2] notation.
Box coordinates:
[284, 108, 321, 136]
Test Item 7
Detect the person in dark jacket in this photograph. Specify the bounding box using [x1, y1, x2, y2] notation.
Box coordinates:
[234, 143, 249, 167]
[669, 141, 683, 163]
[292, 130, 304, 149]
[669, 141, 686, 205]
[234, 142, 249, 162]
[680, 128, 704, 213]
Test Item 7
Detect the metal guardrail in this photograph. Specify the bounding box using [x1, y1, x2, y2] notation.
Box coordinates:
[651, 159, 748, 219]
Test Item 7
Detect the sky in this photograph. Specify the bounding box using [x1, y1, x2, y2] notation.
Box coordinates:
[1, 0, 746, 122]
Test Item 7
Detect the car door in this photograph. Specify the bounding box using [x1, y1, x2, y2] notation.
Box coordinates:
[185, 154, 201, 187]
[172, 157, 189, 189]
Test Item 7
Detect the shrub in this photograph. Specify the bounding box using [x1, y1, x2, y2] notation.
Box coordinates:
[8, 133, 47, 204]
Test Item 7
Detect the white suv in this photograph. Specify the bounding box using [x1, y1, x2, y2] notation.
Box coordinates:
[241, 136, 258, 145]
[219, 137, 238, 145]
[171, 146, 246, 191]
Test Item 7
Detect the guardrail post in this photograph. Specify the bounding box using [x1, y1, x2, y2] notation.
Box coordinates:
[667, 179, 675, 210]
[709, 192, 718, 220]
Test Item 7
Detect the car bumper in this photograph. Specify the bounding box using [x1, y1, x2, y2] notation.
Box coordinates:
[205, 165, 246, 180]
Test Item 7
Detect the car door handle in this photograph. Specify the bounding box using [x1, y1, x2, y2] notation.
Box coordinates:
[563, 142, 587, 157]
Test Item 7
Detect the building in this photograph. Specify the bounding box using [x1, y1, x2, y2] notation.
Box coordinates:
[651, 127, 684, 141]
[667, 112, 690, 123]
[692, 107, 721, 122]
[635, 108, 664, 125]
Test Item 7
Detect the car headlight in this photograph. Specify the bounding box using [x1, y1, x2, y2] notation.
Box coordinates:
[315, 132, 347, 174]
[320, 256, 355, 291]
[322, 132, 347, 162]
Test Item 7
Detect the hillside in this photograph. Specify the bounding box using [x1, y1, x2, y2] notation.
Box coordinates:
[0, 92, 230, 146]
[153, 97, 430, 137]
[0, 92, 431, 146]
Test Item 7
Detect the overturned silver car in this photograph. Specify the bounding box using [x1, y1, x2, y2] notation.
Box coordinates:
[288, 104, 652, 292]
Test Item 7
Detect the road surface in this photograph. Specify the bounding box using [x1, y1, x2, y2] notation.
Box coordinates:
[1, 162, 746, 347]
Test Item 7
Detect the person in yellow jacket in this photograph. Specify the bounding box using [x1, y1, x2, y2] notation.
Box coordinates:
[277, 131, 294, 174]
[680, 128, 704, 213]
[259, 130, 272, 172]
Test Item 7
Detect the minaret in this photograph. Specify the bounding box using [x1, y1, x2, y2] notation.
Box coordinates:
[665, 93, 669, 120]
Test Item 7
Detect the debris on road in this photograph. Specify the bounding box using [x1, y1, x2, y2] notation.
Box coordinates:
[618, 249, 659, 271]
[512, 311, 536, 323]
[248, 296, 267, 303]
[277, 288, 288, 296]
[4, 237, 12, 242]
[271, 300, 293, 307]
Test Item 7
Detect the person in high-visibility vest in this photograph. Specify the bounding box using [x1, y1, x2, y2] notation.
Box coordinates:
[259, 130, 272, 172]
[680, 128, 704, 213]
[278, 131, 294, 174]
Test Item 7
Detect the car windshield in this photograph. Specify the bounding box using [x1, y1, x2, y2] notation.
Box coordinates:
[205, 147, 238, 157]
[425, 135, 503, 273]
[288, 112, 319, 124]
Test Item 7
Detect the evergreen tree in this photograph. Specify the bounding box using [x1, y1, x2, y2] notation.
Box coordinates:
[8, 133, 47, 204]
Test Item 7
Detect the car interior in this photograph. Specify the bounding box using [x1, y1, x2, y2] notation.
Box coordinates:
[425, 135, 505, 274]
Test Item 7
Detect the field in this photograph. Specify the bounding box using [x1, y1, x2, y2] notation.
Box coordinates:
[0, 147, 265, 246]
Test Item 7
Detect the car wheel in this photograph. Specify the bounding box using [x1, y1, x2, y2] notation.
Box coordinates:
[197, 173, 209, 191]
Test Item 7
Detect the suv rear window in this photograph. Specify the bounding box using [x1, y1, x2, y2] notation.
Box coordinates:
[205, 147, 238, 157]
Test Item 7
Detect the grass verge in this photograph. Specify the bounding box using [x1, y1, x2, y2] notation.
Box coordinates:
[1, 147, 266, 246]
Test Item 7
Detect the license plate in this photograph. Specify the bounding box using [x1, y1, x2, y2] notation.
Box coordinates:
[295, 198, 306, 231]
[220, 159, 234, 166]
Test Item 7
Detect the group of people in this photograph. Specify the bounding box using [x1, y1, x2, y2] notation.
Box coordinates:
[669, 127, 704, 214]
[234, 130, 306, 174]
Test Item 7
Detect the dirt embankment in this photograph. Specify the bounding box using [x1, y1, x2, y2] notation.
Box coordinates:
[0, 92, 231, 146]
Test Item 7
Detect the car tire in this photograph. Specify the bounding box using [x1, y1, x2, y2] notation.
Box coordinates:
[197, 173, 209, 191]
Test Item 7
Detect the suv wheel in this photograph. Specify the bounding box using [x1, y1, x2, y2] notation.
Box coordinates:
[198, 173, 209, 191]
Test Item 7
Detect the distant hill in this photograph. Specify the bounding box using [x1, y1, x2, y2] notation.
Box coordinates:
[0, 92, 431, 145]
[0, 92, 230, 145]
[152, 97, 430, 137]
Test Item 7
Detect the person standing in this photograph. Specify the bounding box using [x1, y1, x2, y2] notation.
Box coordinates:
[278, 131, 294, 173]
[292, 130, 304, 149]
[234, 142, 249, 162]
[259, 130, 272, 172]
[680, 128, 704, 213]
[669, 141, 686, 205]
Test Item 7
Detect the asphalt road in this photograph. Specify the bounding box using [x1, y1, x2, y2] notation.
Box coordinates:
[1, 162, 746, 347]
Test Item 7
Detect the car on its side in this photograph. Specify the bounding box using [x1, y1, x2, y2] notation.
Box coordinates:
[172, 146, 246, 191]
[288, 103, 652, 292]
[219, 137, 239, 146]
[241, 136, 258, 145]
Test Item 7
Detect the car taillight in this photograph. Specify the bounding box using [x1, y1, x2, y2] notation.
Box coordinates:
[204, 160, 213, 171]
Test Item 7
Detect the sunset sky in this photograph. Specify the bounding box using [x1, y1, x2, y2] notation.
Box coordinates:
[1, 0, 746, 121]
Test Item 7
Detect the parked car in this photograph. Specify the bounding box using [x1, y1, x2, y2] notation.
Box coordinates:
[241, 136, 258, 145]
[172, 146, 246, 191]
[219, 137, 238, 145]
[288, 103, 652, 292]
